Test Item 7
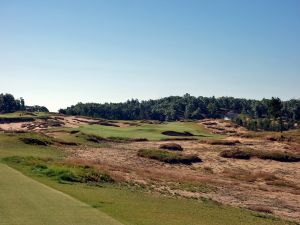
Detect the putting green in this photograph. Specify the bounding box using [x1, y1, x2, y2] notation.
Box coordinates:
[0, 164, 122, 225]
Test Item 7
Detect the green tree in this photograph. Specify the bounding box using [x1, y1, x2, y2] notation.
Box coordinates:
[268, 97, 283, 132]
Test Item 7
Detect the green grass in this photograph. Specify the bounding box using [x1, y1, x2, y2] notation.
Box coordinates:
[0, 111, 50, 119]
[0, 133, 63, 159]
[78, 121, 221, 141]
[3, 156, 113, 184]
[5, 161, 295, 225]
[0, 163, 122, 225]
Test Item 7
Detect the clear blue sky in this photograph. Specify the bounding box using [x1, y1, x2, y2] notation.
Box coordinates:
[0, 0, 299, 112]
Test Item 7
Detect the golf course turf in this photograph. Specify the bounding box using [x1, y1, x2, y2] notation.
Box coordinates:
[0, 163, 122, 225]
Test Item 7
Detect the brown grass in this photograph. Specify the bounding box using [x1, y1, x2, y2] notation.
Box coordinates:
[200, 139, 240, 145]
[223, 169, 278, 183]
[247, 206, 273, 214]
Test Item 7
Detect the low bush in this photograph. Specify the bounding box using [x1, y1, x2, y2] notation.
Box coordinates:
[220, 149, 300, 162]
[159, 143, 183, 151]
[220, 149, 251, 160]
[138, 149, 201, 165]
[253, 150, 300, 162]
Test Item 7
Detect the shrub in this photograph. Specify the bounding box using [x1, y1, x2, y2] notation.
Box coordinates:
[220, 149, 300, 162]
[138, 149, 201, 165]
[220, 149, 251, 160]
[57, 170, 80, 182]
[83, 170, 114, 183]
[159, 143, 183, 151]
[253, 150, 300, 162]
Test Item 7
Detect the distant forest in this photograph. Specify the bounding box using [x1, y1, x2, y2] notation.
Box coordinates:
[59, 94, 300, 131]
[0, 93, 49, 113]
[1, 93, 299, 131]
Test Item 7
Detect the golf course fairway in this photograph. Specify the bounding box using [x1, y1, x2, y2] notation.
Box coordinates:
[0, 163, 122, 225]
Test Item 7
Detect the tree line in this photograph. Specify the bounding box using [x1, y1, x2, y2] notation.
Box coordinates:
[59, 94, 300, 131]
[0, 93, 49, 113]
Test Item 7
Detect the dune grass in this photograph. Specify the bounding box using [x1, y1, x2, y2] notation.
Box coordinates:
[78, 121, 221, 141]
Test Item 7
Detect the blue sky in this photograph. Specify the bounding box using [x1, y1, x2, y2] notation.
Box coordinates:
[0, 0, 299, 111]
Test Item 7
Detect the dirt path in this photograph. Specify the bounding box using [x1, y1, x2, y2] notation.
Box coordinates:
[0, 164, 122, 225]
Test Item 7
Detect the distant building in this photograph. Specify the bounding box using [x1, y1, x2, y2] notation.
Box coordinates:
[224, 110, 238, 120]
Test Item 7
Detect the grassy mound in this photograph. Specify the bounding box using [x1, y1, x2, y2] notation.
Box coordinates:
[138, 149, 201, 164]
[159, 143, 183, 151]
[220, 149, 300, 162]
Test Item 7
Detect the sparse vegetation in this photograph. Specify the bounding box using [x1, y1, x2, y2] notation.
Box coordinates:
[138, 149, 201, 164]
